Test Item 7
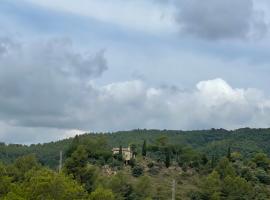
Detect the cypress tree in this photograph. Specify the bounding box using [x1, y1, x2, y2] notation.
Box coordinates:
[227, 146, 231, 161]
[66, 135, 80, 157]
[118, 145, 123, 161]
[165, 148, 171, 168]
[142, 140, 147, 157]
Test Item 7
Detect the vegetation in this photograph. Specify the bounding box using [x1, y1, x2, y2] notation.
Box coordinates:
[1, 128, 270, 199]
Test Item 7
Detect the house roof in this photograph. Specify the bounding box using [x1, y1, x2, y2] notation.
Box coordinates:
[112, 147, 131, 152]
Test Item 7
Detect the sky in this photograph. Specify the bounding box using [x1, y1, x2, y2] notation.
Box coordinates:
[1, 0, 270, 144]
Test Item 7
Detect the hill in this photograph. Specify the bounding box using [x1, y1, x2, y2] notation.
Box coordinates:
[1, 128, 270, 199]
[1, 128, 270, 169]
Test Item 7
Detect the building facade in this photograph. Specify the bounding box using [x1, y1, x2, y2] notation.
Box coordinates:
[112, 146, 133, 161]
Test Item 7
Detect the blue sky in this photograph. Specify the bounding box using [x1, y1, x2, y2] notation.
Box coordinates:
[1, 0, 270, 143]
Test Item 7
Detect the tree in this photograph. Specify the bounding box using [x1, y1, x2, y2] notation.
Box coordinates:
[89, 187, 115, 200]
[66, 135, 80, 157]
[215, 157, 236, 179]
[130, 144, 137, 158]
[64, 145, 98, 192]
[0, 163, 12, 196]
[142, 140, 147, 157]
[108, 172, 133, 200]
[227, 146, 231, 161]
[64, 145, 88, 176]
[252, 153, 270, 170]
[201, 154, 208, 165]
[22, 168, 87, 200]
[118, 145, 123, 161]
[156, 136, 168, 146]
[222, 176, 253, 199]
[240, 167, 255, 182]
[11, 154, 41, 182]
[165, 148, 171, 168]
[2, 192, 26, 200]
[201, 171, 221, 199]
[255, 168, 270, 185]
[231, 152, 242, 162]
[134, 176, 153, 199]
[0, 176, 12, 196]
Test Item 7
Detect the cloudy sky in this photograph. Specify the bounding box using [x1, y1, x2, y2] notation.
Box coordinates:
[1, 0, 270, 143]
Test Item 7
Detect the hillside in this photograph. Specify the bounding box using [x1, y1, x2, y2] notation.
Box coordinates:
[1, 128, 270, 169]
[1, 128, 270, 199]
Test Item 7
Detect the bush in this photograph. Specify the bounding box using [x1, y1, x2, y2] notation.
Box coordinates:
[109, 159, 123, 170]
[148, 166, 159, 176]
[89, 187, 115, 200]
[188, 191, 203, 200]
[132, 165, 144, 177]
[129, 158, 136, 168]
[256, 169, 270, 185]
[147, 162, 154, 168]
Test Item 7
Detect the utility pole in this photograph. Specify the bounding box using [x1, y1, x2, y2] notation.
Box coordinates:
[172, 179, 176, 200]
[59, 150, 62, 173]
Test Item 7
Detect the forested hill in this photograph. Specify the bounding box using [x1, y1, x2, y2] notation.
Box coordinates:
[1, 128, 270, 169]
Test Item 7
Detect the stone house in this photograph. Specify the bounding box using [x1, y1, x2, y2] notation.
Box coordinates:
[112, 146, 134, 162]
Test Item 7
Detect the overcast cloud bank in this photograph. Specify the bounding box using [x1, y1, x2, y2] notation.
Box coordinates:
[1, 37, 270, 143]
[174, 0, 268, 40]
[1, 0, 270, 143]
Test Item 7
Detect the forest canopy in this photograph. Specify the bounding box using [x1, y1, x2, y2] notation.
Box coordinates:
[1, 128, 270, 199]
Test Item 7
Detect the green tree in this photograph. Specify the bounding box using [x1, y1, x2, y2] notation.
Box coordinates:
[11, 154, 41, 182]
[255, 168, 270, 185]
[3, 192, 26, 200]
[64, 145, 98, 192]
[201, 154, 208, 165]
[134, 176, 153, 199]
[22, 168, 87, 200]
[118, 145, 123, 161]
[222, 176, 253, 199]
[0, 163, 12, 196]
[201, 171, 221, 199]
[0, 176, 12, 196]
[130, 144, 137, 158]
[142, 140, 147, 157]
[89, 187, 115, 200]
[231, 152, 242, 162]
[64, 145, 88, 176]
[165, 148, 171, 168]
[227, 146, 231, 161]
[216, 157, 236, 179]
[156, 136, 168, 146]
[108, 172, 133, 200]
[252, 153, 270, 170]
[66, 135, 80, 157]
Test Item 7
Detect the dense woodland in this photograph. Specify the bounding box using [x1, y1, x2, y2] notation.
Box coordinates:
[1, 128, 270, 199]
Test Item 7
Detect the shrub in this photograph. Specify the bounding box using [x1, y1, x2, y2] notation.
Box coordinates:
[147, 162, 154, 168]
[148, 166, 159, 176]
[132, 165, 144, 177]
[129, 158, 136, 168]
[256, 169, 270, 185]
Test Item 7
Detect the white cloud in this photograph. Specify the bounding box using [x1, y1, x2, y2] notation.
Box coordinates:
[89, 78, 270, 130]
[1, 70, 270, 143]
[196, 78, 246, 106]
